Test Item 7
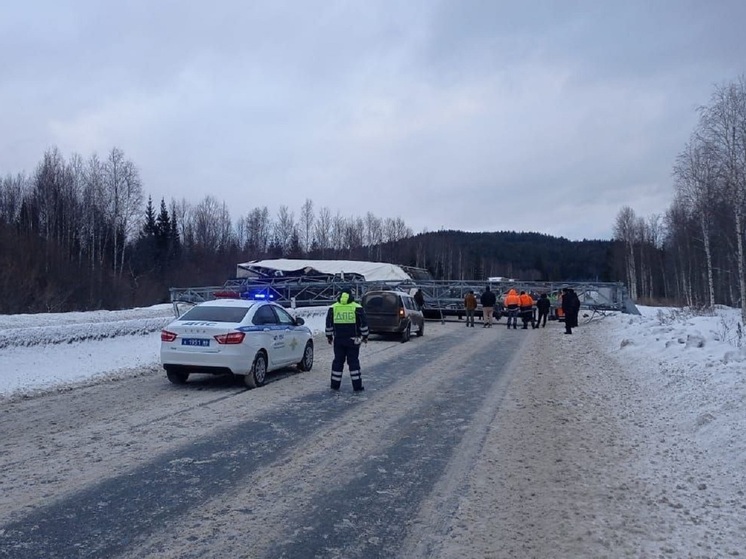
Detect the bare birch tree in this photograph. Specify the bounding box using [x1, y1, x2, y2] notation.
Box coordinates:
[275, 205, 297, 255]
[299, 198, 314, 255]
[234, 215, 248, 251]
[343, 216, 365, 257]
[192, 195, 231, 250]
[104, 148, 143, 275]
[0, 173, 26, 225]
[665, 198, 695, 306]
[699, 78, 746, 320]
[170, 198, 193, 248]
[382, 218, 397, 244]
[364, 212, 383, 261]
[673, 137, 721, 307]
[330, 211, 345, 252]
[82, 154, 108, 268]
[244, 206, 271, 257]
[613, 206, 639, 300]
[314, 206, 332, 257]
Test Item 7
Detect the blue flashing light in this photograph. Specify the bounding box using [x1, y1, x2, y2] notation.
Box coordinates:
[241, 289, 276, 301]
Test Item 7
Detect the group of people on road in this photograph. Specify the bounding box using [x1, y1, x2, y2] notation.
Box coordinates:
[324, 284, 583, 393]
[463, 286, 502, 328]
[463, 286, 581, 332]
[503, 289, 542, 330]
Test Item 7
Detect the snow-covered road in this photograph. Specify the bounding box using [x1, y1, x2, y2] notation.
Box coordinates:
[1, 309, 744, 557]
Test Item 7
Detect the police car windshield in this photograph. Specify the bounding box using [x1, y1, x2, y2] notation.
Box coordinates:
[179, 306, 251, 323]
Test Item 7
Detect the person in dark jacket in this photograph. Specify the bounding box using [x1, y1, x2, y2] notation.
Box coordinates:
[569, 289, 581, 328]
[535, 293, 551, 328]
[480, 286, 497, 328]
[561, 288, 581, 334]
[325, 288, 369, 391]
[571, 289, 581, 328]
[413, 288, 425, 310]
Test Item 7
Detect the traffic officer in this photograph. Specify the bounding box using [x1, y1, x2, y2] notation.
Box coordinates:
[325, 288, 369, 392]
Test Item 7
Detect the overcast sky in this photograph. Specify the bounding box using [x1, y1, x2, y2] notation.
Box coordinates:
[2, 1, 746, 241]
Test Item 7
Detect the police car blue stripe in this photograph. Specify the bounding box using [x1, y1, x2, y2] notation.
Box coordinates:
[236, 325, 310, 333]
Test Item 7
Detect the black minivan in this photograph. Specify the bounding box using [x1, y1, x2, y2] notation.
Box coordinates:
[361, 290, 425, 342]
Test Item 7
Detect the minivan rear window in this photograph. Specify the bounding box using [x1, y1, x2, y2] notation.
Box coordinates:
[363, 292, 400, 313]
[179, 305, 251, 323]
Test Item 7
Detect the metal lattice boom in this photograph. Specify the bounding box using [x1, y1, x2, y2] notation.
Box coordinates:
[169, 277, 638, 317]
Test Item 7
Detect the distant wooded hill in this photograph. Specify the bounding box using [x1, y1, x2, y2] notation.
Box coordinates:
[371, 230, 620, 283]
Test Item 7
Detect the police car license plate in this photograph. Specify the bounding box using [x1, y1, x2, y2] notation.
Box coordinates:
[182, 338, 210, 347]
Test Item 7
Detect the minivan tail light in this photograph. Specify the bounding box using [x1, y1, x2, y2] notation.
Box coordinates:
[398, 307, 405, 317]
[161, 330, 177, 342]
[214, 332, 245, 345]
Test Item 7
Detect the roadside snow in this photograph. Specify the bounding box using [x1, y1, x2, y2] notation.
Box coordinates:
[437, 307, 746, 557]
[0, 304, 329, 400]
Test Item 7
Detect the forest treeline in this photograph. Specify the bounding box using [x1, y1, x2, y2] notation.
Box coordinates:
[616, 76, 746, 322]
[0, 146, 619, 314]
[397, 231, 618, 283]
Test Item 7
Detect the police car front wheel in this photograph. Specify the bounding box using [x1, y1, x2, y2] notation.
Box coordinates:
[297, 341, 314, 372]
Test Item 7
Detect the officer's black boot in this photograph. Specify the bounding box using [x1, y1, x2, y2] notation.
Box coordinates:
[350, 370, 364, 392]
[330, 371, 342, 391]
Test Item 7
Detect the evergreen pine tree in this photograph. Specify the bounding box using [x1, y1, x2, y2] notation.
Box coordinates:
[170, 213, 181, 260]
[156, 198, 171, 259]
[133, 196, 159, 276]
[140, 196, 157, 239]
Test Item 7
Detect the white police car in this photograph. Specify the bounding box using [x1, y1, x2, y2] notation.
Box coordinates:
[160, 298, 313, 388]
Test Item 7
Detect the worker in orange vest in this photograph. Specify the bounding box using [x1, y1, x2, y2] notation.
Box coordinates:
[519, 291, 536, 329]
[503, 288, 520, 329]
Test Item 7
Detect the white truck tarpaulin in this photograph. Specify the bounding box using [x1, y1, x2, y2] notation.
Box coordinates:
[236, 259, 413, 282]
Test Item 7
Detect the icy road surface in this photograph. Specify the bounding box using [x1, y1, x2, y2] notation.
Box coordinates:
[1, 318, 742, 557]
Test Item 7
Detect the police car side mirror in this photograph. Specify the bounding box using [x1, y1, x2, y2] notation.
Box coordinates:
[295, 317, 305, 326]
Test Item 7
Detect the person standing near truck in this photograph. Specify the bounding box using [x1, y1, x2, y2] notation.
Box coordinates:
[519, 291, 536, 329]
[480, 286, 497, 328]
[463, 289, 478, 327]
[413, 288, 425, 310]
[535, 293, 551, 328]
[503, 288, 520, 329]
[562, 288, 581, 334]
